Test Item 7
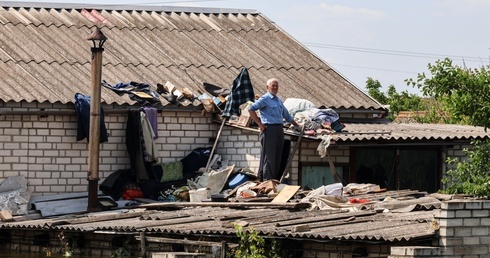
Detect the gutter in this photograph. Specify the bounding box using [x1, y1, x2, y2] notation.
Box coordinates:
[0, 107, 203, 116]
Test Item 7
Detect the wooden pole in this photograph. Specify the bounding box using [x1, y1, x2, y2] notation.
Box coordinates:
[280, 126, 305, 183]
[87, 45, 104, 212]
[205, 118, 226, 171]
[140, 232, 146, 258]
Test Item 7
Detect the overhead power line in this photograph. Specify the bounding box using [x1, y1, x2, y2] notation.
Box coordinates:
[303, 42, 486, 63]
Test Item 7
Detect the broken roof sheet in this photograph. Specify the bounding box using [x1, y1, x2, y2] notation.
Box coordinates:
[0, 190, 438, 243]
[0, 2, 383, 110]
[1, 206, 435, 242]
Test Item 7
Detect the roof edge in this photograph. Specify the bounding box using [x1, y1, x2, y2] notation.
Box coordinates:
[0, 1, 260, 14]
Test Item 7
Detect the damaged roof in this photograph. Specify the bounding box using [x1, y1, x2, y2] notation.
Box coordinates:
[0, 2, 383, 110]
[0, 190, 438, 243]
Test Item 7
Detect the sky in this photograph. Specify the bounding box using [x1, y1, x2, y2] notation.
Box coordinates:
[8, 0, 490, 95]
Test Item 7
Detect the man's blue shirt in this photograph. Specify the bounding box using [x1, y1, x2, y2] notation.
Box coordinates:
[249, 92, 293, 124]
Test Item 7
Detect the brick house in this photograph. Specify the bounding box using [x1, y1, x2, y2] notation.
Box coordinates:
[0, 3, 488, 202]
[0, 2, 488, 198]
[0, 2, 490, 258]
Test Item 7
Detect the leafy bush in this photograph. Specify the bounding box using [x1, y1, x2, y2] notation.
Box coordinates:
[230, 225, 298, 258]
[441, 140, 490, 197]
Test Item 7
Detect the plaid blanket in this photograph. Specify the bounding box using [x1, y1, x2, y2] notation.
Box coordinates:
[221, 67, 255, 117]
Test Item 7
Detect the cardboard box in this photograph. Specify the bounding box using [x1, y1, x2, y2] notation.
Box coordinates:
[236, 114, 251, 127]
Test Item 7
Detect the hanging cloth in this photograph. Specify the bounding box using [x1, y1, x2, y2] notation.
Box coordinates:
[142, 106, 158, 139]
[126, 110, 150, 183]
[140, 111, 159, 162]
[221, 67, 255, 117]
[74, 93, 108, 143]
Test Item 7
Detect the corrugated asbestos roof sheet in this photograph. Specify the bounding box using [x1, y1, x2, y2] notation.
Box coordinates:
[304, 121, 490, 144]
[0, 191, 437, 242]
[0, 2, 383, 110]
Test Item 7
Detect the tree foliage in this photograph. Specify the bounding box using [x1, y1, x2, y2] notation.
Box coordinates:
[406, 58, 490, 129]
[366, 59, 490, 197]
[441, 140, 490, 197]
[230, 225, 297, 258]
[365, 77, 423, 120]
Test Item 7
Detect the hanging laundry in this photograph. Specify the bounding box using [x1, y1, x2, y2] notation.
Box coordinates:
[140, 110, 159, 162]
[126, 110, 150, 183]
[74, 93, 109, 143]
[142, 106, 158, 139]
[102, 81, 162, 106]
[221, 67, 255, 117]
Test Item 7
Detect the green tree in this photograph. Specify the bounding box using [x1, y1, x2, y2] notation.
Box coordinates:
[365, 77, 423, 120]
[404, 58, 490, 197]
[365, 77, 388, 104]
[406, 58, 490, 129]
[441, 140, 490, 197]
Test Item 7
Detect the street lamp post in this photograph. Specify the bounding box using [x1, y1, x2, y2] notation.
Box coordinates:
[86, 27, 107, 212]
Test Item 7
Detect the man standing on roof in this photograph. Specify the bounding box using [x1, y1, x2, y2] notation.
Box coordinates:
[248, 78, 301, 181]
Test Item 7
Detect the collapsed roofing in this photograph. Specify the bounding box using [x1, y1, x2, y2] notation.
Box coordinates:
[1, 188, 439, 243]
[0, 2, 383, 110]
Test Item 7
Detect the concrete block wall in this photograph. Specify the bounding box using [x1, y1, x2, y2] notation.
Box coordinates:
[433, 200, 490, 257]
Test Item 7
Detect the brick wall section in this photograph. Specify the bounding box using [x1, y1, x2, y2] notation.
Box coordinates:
[215, 127, 349, 185]
[300, 241, 391, 257]
[389, 246, 441, 257]
[0, 102, 218, 196]
[432, 200, 490, 257]
[441, 144, 473, 192]
[0, 100, 472, 197]
[388, 200, 490, 258]
[2, 229, 139, 257]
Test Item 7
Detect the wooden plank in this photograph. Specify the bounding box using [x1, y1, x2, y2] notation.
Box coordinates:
[271, 185, 301, 203]
[280, 126, 304, 183]
[206, 118, 226, 171]
[0, 210, 14, 222]
[140, 201, 310, 210]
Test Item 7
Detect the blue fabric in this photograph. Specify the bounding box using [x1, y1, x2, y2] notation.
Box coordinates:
[313, 108, 339, 124]
[74, 93, 108, 143]
[249, 92, 294, 125]
[221, 67, 255, 117]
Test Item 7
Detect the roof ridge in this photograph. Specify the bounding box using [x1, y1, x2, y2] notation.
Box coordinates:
[0, 2, 260, 14]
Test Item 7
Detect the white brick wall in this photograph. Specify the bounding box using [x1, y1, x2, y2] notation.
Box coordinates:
[0, 103, 218, 196]
[0, 101, 473, 197]
[433, 200, 490, 257]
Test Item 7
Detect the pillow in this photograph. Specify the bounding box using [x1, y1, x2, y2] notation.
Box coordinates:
[160, 161, 184, 183]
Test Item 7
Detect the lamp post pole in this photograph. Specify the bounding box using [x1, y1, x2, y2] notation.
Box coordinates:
[86, 27, 107, 212]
